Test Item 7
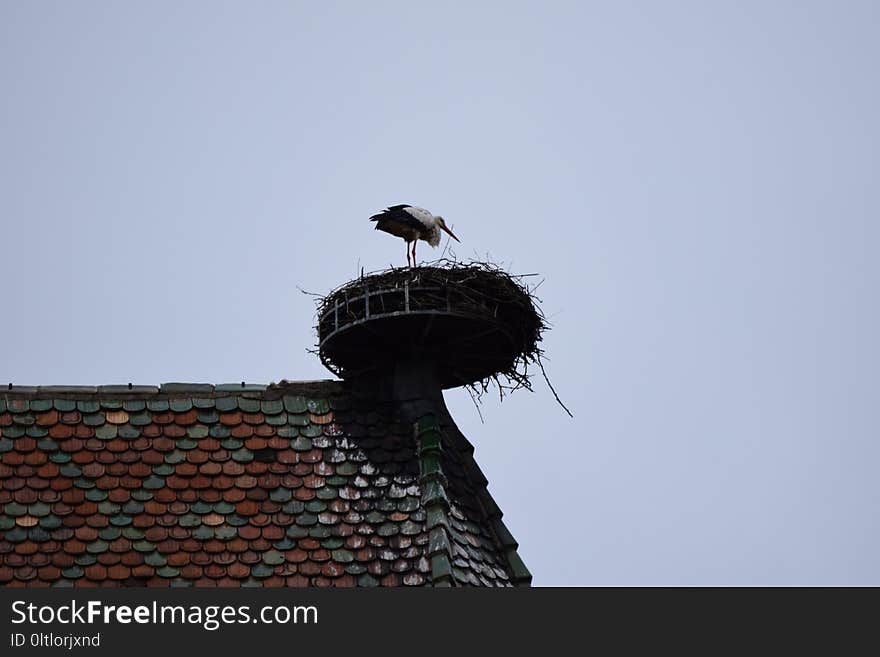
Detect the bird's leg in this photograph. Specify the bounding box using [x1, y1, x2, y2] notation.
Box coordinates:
[412, 241, 417, 267]
[406, 241, 411, 268]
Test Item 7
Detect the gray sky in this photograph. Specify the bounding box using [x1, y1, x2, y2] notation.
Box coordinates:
[2, 1, 878, 585]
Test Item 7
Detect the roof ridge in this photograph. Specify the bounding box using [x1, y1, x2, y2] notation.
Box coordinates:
[414, 414, 456, 587]
[440, 423, 532, 586]
[2, 380, 342, 398]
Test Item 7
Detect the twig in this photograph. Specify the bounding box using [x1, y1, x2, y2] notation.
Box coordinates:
[297, 285, 322, 298]
[466, 386, 485, 424]
[538, 353, 573, 418]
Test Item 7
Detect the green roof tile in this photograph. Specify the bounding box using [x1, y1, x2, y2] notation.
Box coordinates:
[300, 423, 323, 438]
[62, 566, 84, 579]
[29, 399, 53, 412]
[283, 501, 305, 515]
[169, 398, 192, 412]
[123, 501, 144, 514]
[291, 436, 312, 451]
[315, 487, 338, 500]
[144, 552, 167, 567]
[286, 525, 309, 539]
[215, 397, 238, 412]
[5, 502, 27, 517]
[99, 527, 121, 540]
[142, 475, 165, 490]
[269, 488, 292, 503]
[156, 566, 180, 578]
[186, 425, 209, 439]
[212, 501, 235, 515]
[178, 513, 200, 528]
[192, 526, 213, 540]
[251, 564, 274, 578]
[39, 515, 62, 530]
[215, 526, 237, 540]
[82, 412, 105, 426]
[36, 438, 58, 451]
[287, 413, 309, 427]
[27, 425, 48, 438]
[191, 501, 212, 514]
[260, 399, 284, 415]
[265, 412, 288, 426]
[95, 424, 117, 440]
[357, 573, 379, 587]
[238, 397, 260, 413]
[231, 448, 253, 463]
[118, 425, 140, 439]
[304, 500, 326, 513]
[346, 563, 367, 575]
[28, 527, 52, 542]
[28, 502, 50, 517]
[308, 525, 331, 539]
[262, 550, 284, 565]
[197, 409, 219, 424]
[332, 549, 354, 563]
[283, 396, 308, 414]
[128, 411, 152, 426]
[147, 399, 170, 412]
[165, 451, 186, 464]
[210, 425, 231, 439]
[76, 400, 100, 413]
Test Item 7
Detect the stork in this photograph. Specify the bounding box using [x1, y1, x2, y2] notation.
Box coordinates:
[370, 204, 460, 267]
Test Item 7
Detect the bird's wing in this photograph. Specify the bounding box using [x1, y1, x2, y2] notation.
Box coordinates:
[370, 204, 412, 221]
[401, 206, 434, 229]
[370, 204, 427, 236]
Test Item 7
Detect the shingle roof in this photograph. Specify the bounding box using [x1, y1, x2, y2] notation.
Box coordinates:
[0, 382, 530, 587]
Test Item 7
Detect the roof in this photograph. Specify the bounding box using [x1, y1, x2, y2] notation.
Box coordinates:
[0, 381, 530, 587]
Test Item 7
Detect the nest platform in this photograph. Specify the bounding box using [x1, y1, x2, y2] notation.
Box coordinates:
[317, 263, 543, 390]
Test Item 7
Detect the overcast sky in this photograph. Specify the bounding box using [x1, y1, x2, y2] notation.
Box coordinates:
[2, 2, 878, 585]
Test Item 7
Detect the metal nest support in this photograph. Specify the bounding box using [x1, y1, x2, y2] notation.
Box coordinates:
[312, 259, 571, 416]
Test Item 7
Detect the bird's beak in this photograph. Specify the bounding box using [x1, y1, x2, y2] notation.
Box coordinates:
[440, 223, 461, 243]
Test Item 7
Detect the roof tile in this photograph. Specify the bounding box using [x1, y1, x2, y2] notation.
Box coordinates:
[1, 384, 525, 587]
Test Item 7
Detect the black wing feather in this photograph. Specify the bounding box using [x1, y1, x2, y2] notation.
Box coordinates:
[369, 204, 425, 237]
[369, 204, 412, 221]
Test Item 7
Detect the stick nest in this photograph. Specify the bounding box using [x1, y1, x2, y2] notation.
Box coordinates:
[311, 258, 571, 416]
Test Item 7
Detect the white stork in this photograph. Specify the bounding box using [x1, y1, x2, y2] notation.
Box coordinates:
[370, 204, 460, 267]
